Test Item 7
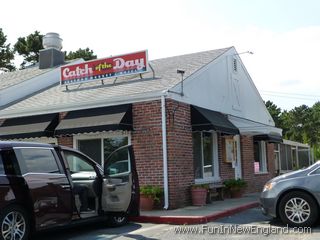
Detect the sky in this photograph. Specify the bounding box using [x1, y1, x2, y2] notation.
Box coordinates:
[1, 0, 320, 111]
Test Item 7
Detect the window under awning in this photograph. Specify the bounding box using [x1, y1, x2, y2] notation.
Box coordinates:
[0, 113, 59, 139]
[191, 106, 239, 135]
[55, 104, 132, 136]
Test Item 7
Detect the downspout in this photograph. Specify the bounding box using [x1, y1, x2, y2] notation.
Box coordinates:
[161, 93, 169, 210]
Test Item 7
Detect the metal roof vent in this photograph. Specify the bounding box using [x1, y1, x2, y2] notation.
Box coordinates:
[42, 32, 63, 50]
[39, 32, 65, 69]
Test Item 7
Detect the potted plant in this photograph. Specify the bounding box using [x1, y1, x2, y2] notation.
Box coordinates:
[191, 184, 209, 206]
[140, 185, 163, 211]
[223, 179, 247, 198]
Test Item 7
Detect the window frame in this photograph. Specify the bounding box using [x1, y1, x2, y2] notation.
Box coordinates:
[274, 143, 280, 174]
[73, 132, 131, 168]
[193, 131, 220, 184]
[254, 141, 268, 174]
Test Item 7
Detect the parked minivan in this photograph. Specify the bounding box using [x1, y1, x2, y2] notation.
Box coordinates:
[260, 161, 320, 227]
[0, 141, 139, 240]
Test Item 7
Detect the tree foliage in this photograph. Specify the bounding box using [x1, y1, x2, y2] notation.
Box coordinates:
[265, 100, 282, 127]
[266, 101, 320, 159]
[14, 31, 44, 68]
[0, 28, 15, 71]
[65, 48, 97, 61]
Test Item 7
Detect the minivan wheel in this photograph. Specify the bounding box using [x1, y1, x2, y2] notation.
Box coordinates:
[0, 205, 30, 240]
[279, 191, 318, 227]
[108, 215, 128, 227]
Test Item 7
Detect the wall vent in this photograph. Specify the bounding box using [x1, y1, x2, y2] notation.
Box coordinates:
[233, 58, 238, 72]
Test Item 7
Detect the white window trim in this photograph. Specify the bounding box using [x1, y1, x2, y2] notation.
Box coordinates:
[73, 131, 131, 168]
[194, 131, 221, 184]
[274, 143, 280, 173]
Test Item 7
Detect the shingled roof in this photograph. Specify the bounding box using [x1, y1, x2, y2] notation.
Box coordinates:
[0, 67, 52, 90]
[0, 47, 232, 117]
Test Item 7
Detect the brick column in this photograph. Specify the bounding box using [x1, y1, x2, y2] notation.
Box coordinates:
[132, 99, 194, 209]
[166, 100, 194, 208]
[132, 101, 164, 187]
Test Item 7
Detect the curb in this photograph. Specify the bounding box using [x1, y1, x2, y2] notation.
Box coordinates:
[129, 201, 259, 225]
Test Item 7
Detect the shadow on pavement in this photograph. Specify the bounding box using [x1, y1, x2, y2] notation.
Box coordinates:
[33, 222, 147, 240]
[215, 208, 272, 225]
[214, 207, 320, 233]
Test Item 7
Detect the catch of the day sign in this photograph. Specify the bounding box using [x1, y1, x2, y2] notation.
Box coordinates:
[60, 50, 148, 85]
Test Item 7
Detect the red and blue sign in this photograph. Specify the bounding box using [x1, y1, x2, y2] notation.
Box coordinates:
[60, 50, 148, 85]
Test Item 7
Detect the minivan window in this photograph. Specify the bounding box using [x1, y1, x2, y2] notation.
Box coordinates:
[14, 148, 60, 174]
[64, 151, 95, 172]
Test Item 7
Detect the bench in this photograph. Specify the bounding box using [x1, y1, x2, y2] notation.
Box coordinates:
[207, 183, 225, 202]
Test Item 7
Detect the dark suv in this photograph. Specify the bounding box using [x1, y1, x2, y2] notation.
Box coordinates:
[0, 141, 139, 240]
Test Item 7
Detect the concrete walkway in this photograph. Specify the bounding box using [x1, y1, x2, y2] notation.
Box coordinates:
[130, 193, 260, 225]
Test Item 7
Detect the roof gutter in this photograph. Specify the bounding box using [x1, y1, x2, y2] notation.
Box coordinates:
[161, 92, 169, 210]
[0, 90, 165, 119]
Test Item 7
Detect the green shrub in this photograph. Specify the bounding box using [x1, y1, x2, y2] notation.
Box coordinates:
[223, 179, 247, 189]
[140, 185, 163, 203]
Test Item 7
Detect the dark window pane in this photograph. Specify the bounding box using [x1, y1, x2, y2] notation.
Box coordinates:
[14, 148, 60, 174]
[103, 137, 128, 161]
[292, 148, 297, 169]
[254, 142, 261, 173]
[0, 154, 4, 174]
[286, 145, 293, 170]
[192, 132, 203, 179]
[203, 132, 213, 178]
[298, 148, 310, 168]
[78, 139, 102, 165]
[280, 144, 288, 171]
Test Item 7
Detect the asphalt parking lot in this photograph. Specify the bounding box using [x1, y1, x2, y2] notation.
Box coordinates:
[33, 208, 320, 240]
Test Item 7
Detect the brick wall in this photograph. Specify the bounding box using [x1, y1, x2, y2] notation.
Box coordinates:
[131, 101, 164, 187]
[131, 99, 194, 209]
[166, 100, 194, 208]
[218, 135, 276, 193]
[219, 135, 235, 180]
[57, 136, 73, 148]
[241, 136, 276, 193]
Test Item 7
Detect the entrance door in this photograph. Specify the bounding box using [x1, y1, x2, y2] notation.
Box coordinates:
[102, 145, 139, 216]
[13, 147, 73, 229]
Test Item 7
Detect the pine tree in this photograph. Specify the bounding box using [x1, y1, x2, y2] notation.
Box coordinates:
[66, 48, 97, 61]
[14, 31, 44, 68]
[0, 28, 15, 71]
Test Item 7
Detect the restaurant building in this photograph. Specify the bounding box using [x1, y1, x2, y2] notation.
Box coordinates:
[0, 33, 282, 209]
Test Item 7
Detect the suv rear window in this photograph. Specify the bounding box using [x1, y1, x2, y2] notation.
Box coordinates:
[14, 148, 60, 174]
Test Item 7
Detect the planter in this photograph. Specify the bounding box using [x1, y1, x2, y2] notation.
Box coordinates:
[191, 188, 207, 206]
[140, 195, 154, 211]
[229, 188, 243, 198]
[223, 179, 247, 199]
